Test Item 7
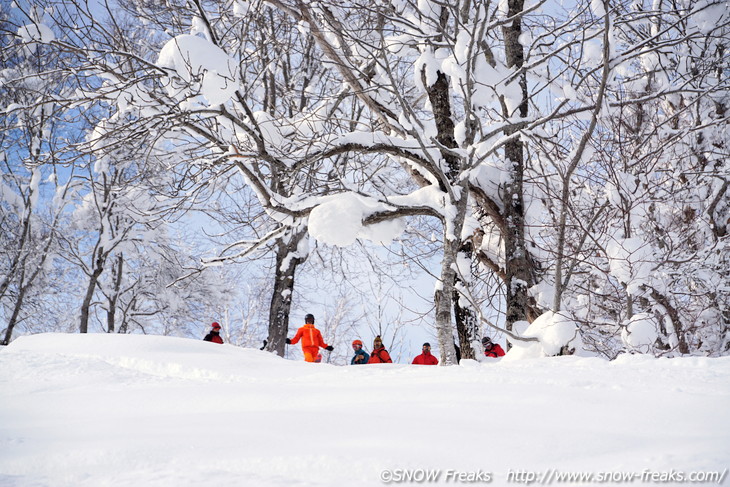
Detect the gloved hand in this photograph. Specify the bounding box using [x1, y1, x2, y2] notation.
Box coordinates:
[325, 345, 334, 351]
[285, 338, 291, 344]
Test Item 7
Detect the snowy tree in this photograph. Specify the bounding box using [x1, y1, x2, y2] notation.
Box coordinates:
[0, 4, 78, 344]
[32, 0, 368, 355]
[595, 0, 729, 356]
[10, 0, 727, 359]
[527, 0, 729, 356]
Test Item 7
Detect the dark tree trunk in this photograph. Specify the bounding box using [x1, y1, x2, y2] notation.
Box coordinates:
[2, 287, 26, 346]
[453, 241, 478, 360]
[454, 293, 478, 360]
[80, 247, 106, 334]
[265, 229, 306, 356]
[501, 0, 534, 338]
[106, 254, 124, 333]
[2, 267, 28, 346]
[649, 288, 690, 354]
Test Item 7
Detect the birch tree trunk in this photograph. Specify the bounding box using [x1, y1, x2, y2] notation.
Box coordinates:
[422, 51, 469, 364]
[434, 207, 465, 366]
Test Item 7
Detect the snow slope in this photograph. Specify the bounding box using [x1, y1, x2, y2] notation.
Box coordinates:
[0, 333, 728, 487]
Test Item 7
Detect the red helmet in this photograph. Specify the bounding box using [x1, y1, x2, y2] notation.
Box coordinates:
[352, 339, 363, 347]
[211, 322, 221, 330]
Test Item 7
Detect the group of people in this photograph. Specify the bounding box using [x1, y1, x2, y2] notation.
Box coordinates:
[351, 335, 393, 364]
[203, 313, 506, 363]
[406, 337, 505, 364]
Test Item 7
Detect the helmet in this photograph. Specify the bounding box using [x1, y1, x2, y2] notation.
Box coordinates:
[482, 336, 492, 345]
[211, 322, 221, 330]
[352, 339, 363, 347]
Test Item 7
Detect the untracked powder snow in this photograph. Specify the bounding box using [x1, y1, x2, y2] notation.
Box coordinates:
[0, 333, 728, 486]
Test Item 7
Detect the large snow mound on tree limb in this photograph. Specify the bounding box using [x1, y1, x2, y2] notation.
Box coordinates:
[1, 333, 728, 487]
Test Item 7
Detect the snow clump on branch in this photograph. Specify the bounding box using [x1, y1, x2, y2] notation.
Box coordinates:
[308, 192, 406, 247]
[157, 35, 239, 106]
[506, 311, 585, 359]
[621, 313, 660, 352]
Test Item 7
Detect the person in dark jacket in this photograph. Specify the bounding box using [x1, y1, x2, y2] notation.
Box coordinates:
[203, 322, 224, 344]
[482, 336, 505, 357]
[351, 339, 370, 365]
[368, 336, 393, 363]
[412, 342, 439, 365]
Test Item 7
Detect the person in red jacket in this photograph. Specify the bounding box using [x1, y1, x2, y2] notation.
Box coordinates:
[483, 336, 505, 357]
[412, 342, 438, 365]
[203, 322, 224, 344]
[286, 314, 333, 362]
[368, 336, 393, 364]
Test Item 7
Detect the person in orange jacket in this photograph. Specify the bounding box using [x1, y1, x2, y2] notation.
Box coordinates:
[368, 336, 393, 363]
[286, 314, 333, 362]
[412, 342, 438, 365]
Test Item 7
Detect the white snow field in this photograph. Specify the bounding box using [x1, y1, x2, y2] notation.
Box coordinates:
[0, 333, 728, 487]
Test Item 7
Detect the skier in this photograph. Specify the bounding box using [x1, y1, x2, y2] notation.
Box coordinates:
[350, 339, 370, 365]
[285, 314, 333, 362]
[412, 342, 438, 365]
[482, 336, 505, 357]
[367, 336, 393, 364]
[203, 322, 224, 344]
